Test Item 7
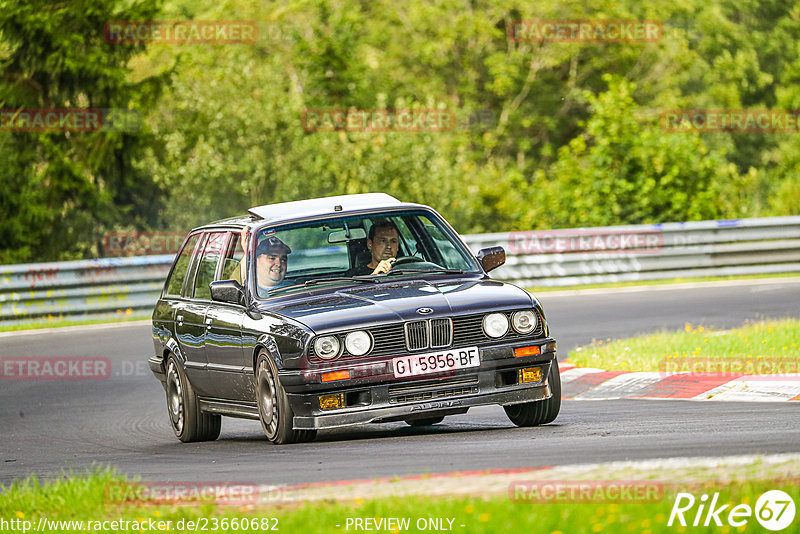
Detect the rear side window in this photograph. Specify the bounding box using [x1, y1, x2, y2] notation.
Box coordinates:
[192, 232, 227, 300]
[165, 234, 200, 296]
[220, 232, 246, 283]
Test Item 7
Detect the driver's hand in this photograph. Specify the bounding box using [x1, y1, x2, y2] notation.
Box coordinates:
[371, 258, 396, 275]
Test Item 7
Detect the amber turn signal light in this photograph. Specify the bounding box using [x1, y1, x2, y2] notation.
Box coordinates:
[321, 370, 351, 382]
[514, 345, 542, 358]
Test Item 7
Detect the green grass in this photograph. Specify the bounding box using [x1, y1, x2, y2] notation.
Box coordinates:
[0, 314, 150, 333]
[2, 469, 798, 533]
[527, 272, 800, 293]
[568, 319, 800, 373]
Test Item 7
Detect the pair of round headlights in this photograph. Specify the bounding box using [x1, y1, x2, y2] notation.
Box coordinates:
[482, 310, 538, 338]
[314, 330, 372, 360]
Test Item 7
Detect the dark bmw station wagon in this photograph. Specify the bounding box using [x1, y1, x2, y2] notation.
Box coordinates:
[149, 194, 560, 444]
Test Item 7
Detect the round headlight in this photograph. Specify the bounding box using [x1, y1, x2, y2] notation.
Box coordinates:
[345, 330, 372, 356]
[482, 313, 509, 338]
[314, 335, 341, 360]
[512, 310, 538, 334]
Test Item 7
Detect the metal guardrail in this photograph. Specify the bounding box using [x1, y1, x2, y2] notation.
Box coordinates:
[2, 216, 799, 325]
[0, 255, 172, 326]
[462, 216, 800, 287]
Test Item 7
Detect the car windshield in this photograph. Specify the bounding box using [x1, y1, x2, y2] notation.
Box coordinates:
[253, 209, 480, 297]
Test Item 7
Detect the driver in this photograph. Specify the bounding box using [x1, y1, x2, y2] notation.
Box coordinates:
[355, 221, 400, 275]
[256, 236, 292, 295]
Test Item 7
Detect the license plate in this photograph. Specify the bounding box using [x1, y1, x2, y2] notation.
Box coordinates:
[392, 346, 480, 378]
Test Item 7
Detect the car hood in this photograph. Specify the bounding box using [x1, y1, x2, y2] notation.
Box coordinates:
[258, 277, 534, 333]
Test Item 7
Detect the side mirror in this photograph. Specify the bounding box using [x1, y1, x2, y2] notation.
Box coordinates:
[210, 280, 245, 305]
[477, 246, 505, 273]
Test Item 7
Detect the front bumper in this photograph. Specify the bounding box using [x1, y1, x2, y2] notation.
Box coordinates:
[285, 349, 556, 430]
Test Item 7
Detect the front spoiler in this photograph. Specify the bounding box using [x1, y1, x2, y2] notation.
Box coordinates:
[287, 363, 554, 430]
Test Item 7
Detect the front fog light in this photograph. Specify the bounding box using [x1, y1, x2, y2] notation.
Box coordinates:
[519, 366, 542, 383]
[319, 393, 345, 410]
[482, 313, 509, 338]
[512, 310, 538, 334]
[314, 335, 341, 360]
[345, 330, 372, 356]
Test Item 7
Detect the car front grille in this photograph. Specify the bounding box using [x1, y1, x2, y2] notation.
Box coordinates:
[405, 321, 428, 350]
[404, 318, 453, 351]
[430, 318, 452, 348]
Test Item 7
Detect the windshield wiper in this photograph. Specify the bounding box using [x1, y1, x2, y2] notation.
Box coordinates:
[304, 276, 378, 286]
[386, 268, 465, 276]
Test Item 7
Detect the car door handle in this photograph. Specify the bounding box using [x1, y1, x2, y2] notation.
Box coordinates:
[205, 318, 213, 329]
[177, 314, 184, 326]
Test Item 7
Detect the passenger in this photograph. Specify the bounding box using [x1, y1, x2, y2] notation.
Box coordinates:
[256, 236, 292, 295]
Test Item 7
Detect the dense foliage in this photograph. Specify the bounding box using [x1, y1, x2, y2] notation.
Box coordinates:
[1, 0, 798, 262]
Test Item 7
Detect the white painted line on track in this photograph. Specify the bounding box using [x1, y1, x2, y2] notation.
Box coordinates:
[573, 372, 665, 400]
[560, 367, 608, 381]
[697, 375, 800, 402]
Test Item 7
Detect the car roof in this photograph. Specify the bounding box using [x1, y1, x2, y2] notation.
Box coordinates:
[248, 193, 403, 223]
[194, 193, 430, 232]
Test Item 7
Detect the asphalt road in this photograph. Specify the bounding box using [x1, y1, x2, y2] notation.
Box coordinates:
[1, 278, 799, 485]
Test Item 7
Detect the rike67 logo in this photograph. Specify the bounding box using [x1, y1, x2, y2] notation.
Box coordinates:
[668, 490, 796, 531]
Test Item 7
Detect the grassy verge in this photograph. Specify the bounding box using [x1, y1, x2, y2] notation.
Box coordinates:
[568, 319, 800, 373]
[0, 314, 150, 333]
[1, 469, 798, 534]
[527, 272, 800, 293]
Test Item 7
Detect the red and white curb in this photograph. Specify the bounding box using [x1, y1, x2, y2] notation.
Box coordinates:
[558, 362, 800, 402]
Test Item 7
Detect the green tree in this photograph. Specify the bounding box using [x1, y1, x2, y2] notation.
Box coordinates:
[0, 0, 167, 263]
[538, 75, 756, 227]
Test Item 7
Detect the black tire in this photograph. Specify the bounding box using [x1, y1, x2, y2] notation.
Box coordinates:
[255, 351, 317, 444]
[165, 355, 221, 442]
[405, 416, 445, 427]
[504, 360, 562, 427]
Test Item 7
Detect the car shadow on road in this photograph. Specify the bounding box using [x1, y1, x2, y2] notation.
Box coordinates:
[207, 420, 566, 446]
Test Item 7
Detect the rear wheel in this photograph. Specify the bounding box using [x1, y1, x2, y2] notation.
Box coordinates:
[405, 416, 445, 427]
[165, 355, 221, 442]
[504, 360, 561, 427]
[256, 351, 317, 444]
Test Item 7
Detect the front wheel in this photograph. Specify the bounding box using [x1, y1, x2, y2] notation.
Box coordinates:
[255, 351, 316, 444]
[504, 360, 561, 427]
[165, 355, 221, 442]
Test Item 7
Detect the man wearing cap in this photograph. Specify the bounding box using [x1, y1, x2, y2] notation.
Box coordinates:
[256, 236, 292, 296]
